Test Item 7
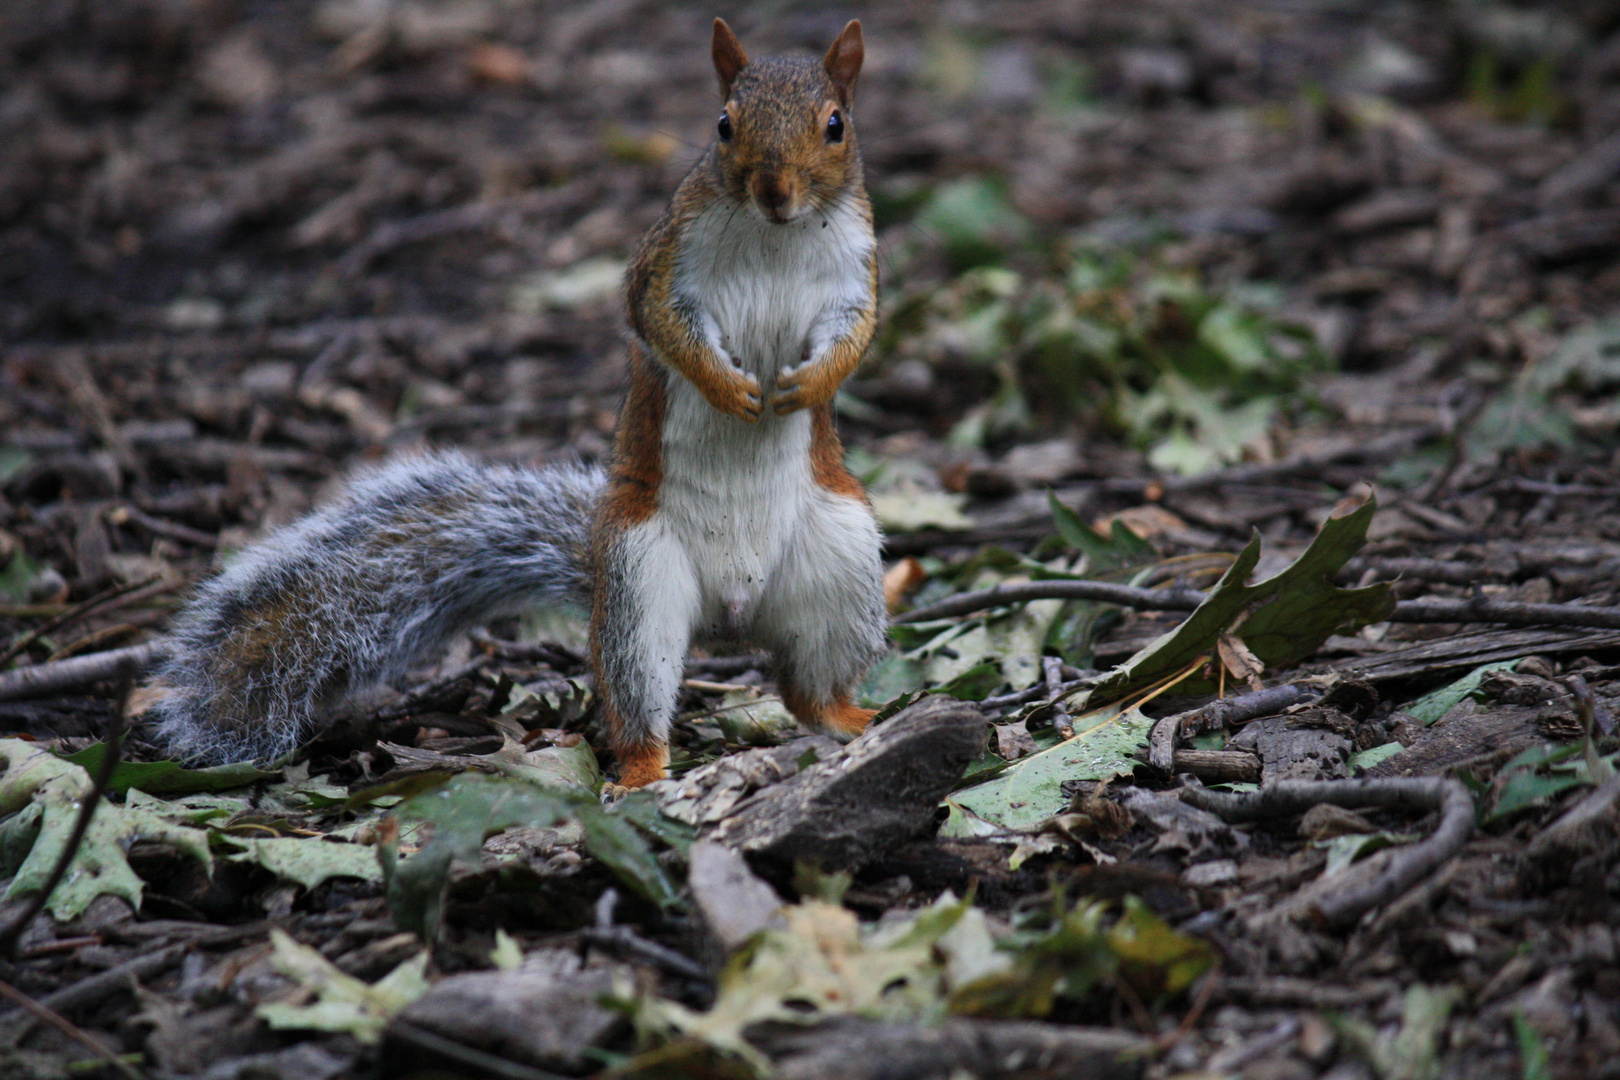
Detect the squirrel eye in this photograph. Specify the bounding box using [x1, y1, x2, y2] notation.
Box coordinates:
[717, 112, 733, 142]
[825, 110, 844, 143]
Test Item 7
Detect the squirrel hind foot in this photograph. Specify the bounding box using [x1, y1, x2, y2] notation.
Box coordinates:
[609, 739, 670, 792]
[781, 686, 874, 739]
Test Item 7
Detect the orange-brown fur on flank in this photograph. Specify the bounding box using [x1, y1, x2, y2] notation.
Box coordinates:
[809, 403, 867, 501]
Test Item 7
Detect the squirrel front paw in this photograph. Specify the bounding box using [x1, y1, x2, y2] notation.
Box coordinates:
[704, 366, 764, 422]
[770, 359, 835, 415]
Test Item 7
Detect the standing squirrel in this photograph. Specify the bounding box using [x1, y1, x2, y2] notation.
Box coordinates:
[152, 18, 887, 789]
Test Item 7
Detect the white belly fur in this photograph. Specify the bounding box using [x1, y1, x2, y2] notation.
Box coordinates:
[656, 192, 877, 642]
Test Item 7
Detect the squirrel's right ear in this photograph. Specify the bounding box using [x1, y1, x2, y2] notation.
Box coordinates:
[823, 20, 863, 106]
[712, 18, 749, 97]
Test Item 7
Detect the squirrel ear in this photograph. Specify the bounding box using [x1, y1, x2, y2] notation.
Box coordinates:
[712, 18, 749, 97]
[823, 20, 863, 105]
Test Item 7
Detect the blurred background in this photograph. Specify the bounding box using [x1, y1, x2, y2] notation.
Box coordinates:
[2, 0, 1619, 592]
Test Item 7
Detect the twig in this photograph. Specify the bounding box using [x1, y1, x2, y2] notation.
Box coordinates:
[580, 925, 711, 982]
[895, 580, 1620, 631]
[894, 580, 1206, 625]
[0, 923, 265, 1045]
[0, 575, 161, 668]
[1386, 597, 1620, 630]
[0, 978, 144, 1080]
[977, 676, 1094, 713]
[1180, 777, 1474, 929]
[0, 702, 124, 958]
[0, 642, 169, 702]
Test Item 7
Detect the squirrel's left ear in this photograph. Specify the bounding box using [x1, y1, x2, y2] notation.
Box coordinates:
[824, 20, 863, 106]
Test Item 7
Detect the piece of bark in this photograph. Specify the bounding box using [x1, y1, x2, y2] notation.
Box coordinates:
[711, 697, 986, 872]
[1229, 716, 1353, 784]
[1361, 698, 1548, 778]
[761, 1016, 1147, 1080]
[687, 840, 785, 955]
[1345, 627, 1620, 688]
[383, 953, 629, 1075]
[1171, 749, 1261, 784]
[1121, 788, 1248, 861]
[656, 737, 843, 827]
[1147, 683, 1315, 771]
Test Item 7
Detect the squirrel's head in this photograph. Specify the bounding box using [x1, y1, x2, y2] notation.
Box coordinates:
[710, 18, 864, 225]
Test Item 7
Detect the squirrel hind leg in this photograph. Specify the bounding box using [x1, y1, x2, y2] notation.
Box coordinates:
[592, 523, 700, 789]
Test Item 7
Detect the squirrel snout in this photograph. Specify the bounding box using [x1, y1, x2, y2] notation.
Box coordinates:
[749, 170, 802, 223]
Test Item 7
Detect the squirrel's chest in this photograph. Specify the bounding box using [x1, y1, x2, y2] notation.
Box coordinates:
[674, 202, 870, 378]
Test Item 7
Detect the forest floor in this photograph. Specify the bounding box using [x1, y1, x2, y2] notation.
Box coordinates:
[3, 2, 1620, 1078]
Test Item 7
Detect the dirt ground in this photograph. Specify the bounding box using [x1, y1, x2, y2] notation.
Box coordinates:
[3, 1, 1620, 1078]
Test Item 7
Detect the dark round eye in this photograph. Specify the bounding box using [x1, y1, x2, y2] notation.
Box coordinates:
[825, 110, 844, 143]
[717, 112, 733, 142]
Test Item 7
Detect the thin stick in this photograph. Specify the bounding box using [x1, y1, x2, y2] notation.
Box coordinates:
[0, 978, 144, 1080]
[894, 580, 1620, 631]
[0, 575, 160, 668]
[895, 580, 1205, 625]
[0, 642, 169, 702]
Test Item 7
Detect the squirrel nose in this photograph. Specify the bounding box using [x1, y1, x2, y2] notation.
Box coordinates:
[751, 171, 798, 221]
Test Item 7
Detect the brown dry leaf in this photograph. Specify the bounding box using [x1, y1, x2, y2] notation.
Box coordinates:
[883, 556, 928, 612]
[1094, 504, 1187, 542]
[1217, 632, 1266, 691]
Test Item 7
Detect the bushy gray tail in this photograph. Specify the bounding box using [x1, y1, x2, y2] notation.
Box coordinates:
[150, 452, 603, 764]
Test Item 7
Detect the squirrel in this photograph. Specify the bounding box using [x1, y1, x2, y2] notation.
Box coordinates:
[151, 18, 888, 789]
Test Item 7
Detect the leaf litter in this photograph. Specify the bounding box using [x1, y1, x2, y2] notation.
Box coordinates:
[4, 2, 1620, 1078]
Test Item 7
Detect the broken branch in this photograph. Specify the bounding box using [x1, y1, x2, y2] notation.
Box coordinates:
[1180, 777, 1474, 929]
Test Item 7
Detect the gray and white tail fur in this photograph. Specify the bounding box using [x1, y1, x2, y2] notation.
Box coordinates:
[151, 452, 603, 764]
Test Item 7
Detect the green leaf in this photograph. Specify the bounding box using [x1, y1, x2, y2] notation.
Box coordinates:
[1077, 496, 1392, 708]
[1047, 492, 1155, 573]
[1401, 660, 1521, 726]
[1108, 895, 1216, 998]
[946, 702, 1154, 830]
[580, 806, 680, 908]
[0, 448, 31, 487]
[1317, 831, 1415, 877]
[258, 928, 429, 1043]
[221, 835, 382, 890]
[916, 177, 1033, 270]
[870, 491, 973, 532]
[0, 549, 44, 604]
[61, 745, 277, 796]
[1349, 742, 1405, 773]
[938, 661, 1005, 702]
[384, 772, 683, 939]
[0, 739, 213, 919]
